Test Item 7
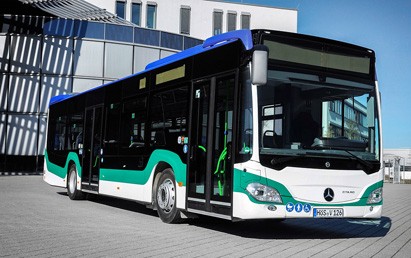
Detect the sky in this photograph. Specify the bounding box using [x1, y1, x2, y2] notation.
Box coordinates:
[229, 0, 411, 149]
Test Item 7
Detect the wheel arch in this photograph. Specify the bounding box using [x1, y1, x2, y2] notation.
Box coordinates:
[66, 160, 76, 188]
[66, 156, 81, 189]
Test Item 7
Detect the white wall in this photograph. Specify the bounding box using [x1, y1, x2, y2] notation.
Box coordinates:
[87, 0, 297, 39]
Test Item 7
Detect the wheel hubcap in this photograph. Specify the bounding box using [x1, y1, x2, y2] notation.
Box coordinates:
[157, 178, 175, 213]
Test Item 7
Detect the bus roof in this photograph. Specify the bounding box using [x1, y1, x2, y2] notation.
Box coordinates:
[49, 29, 376, 106]
[49, 29, 253, 107]
[146, 29, 253, 70]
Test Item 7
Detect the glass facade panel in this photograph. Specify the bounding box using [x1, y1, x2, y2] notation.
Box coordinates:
[8, 75, 39, 113]
[0, 36, 9, 72]
[72, 78, 103, 93]
[42, 37, 73, 75]
[7, 114, 39, 155]
[73, 40, 104, 77]
[0, 114, 5, 154]
[161, 32, 183, 50]
[43, 18, 74, 37]
[106, 24, 133, 43]
[133, 46, 160, 73]
[40, 76, 72, 113]
[134, 27, 160, 46]
[105, 43, 133, 78]
[0, 74, 7, 112]
[10, 35, 41, 74]
[184, 37, 203, 50]
[4, 15, 46, 35]
[73, 21, 105, 39]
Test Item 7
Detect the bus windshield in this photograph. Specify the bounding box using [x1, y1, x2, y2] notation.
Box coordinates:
[257, 70, 380, 172]
[247, 32, 381, 173]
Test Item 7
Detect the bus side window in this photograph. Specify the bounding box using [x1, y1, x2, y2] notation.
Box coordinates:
[121, 97, 147, 151]
[149, 86, 188, 152]
[67, 113, 84, 150]
[53, 116, 67, 151]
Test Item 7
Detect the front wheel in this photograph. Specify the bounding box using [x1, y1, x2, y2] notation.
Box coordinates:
[67, 164, 84, 200]
[155, 169, 181, 223]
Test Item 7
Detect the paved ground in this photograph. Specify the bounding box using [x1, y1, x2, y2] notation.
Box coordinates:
[0, 175, 410, 258]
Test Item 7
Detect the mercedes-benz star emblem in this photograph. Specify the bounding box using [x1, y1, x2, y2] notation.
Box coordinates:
[324, 188, 334, 202]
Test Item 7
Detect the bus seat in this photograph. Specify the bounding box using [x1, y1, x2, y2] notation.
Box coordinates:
[263, 130, 276, 148]
[154, 129, 168, 146]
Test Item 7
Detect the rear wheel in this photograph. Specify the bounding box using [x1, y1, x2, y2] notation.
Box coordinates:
[67, 164, 84, 200]
[155, 169, 181, 223]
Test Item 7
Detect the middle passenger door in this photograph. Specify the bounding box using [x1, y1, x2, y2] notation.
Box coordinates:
[187, 74, 236, 218]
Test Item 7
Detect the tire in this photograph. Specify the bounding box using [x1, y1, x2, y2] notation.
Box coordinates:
[67, 164, 84, 200]
[155, 169, 182, 223]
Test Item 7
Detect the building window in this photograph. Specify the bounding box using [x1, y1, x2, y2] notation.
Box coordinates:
[180, 6, 191, 35]
[131, 1, 142, 26]
[241, 13, 250, 29]
[116, 0, 126, 19]
[227, 11, 237, 32]
[213, 10, 223, 35]
[147, 2, 157, 29]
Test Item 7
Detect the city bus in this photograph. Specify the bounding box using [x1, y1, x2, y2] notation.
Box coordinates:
[44, 29, 383, 223]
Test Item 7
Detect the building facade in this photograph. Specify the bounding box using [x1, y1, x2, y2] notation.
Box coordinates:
[0, 0, 297, 172]
[384, 149, 411, 182]
[89, 0, 298, 39]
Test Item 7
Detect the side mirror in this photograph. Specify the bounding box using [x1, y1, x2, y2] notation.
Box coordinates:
[251, 45, 269, 86]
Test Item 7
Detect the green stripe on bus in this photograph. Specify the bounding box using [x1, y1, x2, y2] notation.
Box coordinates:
[100, 149, 186, 186]
[44, 150, 82, 179]
[233, 168, 383, 207]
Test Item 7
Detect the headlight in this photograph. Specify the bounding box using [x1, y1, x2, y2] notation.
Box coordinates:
[246, 183, 282, 203]
[367, 187, 383, 204]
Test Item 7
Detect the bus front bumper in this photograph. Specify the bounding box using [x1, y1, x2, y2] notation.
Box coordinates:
[232, 192, 382, 220]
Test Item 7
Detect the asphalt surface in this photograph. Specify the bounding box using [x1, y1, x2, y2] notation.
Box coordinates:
[0, 175, 410, 258]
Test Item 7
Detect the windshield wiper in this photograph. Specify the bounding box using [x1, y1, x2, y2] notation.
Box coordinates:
[308, 149, 376, 171]
[343, 150, 375, 171]
[270, 154, 305, 166]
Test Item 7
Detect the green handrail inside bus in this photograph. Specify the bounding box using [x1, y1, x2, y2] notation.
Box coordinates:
[93, 155, 100, 168]
[198, 145, 206, 152]
[214, 121, 229, 196]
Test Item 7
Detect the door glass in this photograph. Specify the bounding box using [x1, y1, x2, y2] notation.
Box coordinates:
[82, 107, 103, 185]
[91, 107, 102, 184]
[83, 109, 93, 183]
[212, 76, 234, 200]
[189, 82, 210, 196]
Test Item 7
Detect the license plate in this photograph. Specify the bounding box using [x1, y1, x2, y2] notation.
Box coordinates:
[313, 208, 344, 218]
